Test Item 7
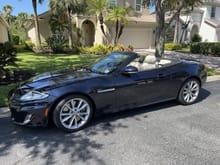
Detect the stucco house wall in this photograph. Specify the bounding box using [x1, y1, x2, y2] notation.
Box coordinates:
[0, 17, 9, 43]
[27, 0, 156, 49]
[27, 12, 52, 44]
[178, 0, 220, 43]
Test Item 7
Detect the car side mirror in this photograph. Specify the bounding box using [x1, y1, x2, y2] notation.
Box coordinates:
[122, 66, 138, 75]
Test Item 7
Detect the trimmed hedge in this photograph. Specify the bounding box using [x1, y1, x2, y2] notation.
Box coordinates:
[190, 42, 220, 56]
[165, 43, 182, 51]
[79, 44, 134, 55]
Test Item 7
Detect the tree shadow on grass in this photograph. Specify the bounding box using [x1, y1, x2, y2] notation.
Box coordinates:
[0, 88, 210, 164]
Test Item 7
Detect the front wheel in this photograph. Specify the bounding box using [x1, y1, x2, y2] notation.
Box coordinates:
[178, 78, 200, 105]
[53, 95, 93, 132]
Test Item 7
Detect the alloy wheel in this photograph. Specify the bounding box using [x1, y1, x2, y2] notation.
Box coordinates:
[182, 80, 200, 103]
[59, 98, 91, 130]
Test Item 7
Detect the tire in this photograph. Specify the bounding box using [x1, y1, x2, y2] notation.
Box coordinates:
[53, 95, 93, 132]
[178, 78, 200, 105]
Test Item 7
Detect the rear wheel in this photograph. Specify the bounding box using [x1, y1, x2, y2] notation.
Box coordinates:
[53, 95, 93, 132]
[178, 78, 200, 105]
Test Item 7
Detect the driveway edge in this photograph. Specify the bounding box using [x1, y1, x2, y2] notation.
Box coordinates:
[207, 75, 220, 82]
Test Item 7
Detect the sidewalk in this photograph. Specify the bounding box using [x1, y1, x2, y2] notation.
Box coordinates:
[0, 107, 9, 112]
[135, 49, 220, 72]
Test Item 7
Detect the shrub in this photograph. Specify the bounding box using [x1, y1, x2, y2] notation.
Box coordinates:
[210, 43, 220, 56]
[12, 35, 20, 45]
[190, 42, 201, 54]
[90, 45, 109, 55]
[0, 42, 18, 79]
[46, 33, 67, 53]
[191, 33, 202, 42]
[79, 44, 134, 55]
[165, 43, 182, 51]
[25, 40, 35, 50]
[190, 42, 220, 56]
[113, 43, 125, 52]
[14, 45, 27, 52]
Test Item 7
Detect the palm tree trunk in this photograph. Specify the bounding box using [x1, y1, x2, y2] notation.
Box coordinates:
[117, 24, 124, 43]
[98, 13, 105, 36]
[32, 0, 41, 47]
[114, 19, 119, 46]
[67, 10, 73, 49]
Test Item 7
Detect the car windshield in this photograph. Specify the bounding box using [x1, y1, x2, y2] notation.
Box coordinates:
[88, 52, 130, 74]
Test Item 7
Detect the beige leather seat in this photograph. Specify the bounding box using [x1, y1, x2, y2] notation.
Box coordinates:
[140, 55, 157, 70]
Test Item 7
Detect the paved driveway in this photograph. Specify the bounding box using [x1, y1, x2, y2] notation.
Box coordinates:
[0, 81, 220, 165]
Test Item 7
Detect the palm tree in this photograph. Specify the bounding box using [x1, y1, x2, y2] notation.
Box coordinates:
[14, 12, 32, 40]
[106, 7, 128, 46]
[17, 0, 43, 47]
[2, 5, 13, 41]
[32, 0, 44, 47]
[87, 0, 109, 36]
[49, 0, 85, 49]
[3, 5, 13, 24]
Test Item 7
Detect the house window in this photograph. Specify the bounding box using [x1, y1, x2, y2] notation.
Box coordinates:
[109, 0, 117, 8]
[211, 6, 216, 18]
[135, 0, 142, 12]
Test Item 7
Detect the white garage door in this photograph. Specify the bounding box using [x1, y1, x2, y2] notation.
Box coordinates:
[118, 27, 153, 49]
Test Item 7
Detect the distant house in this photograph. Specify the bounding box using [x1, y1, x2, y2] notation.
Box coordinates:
[0, 16, 9, 43]
[178, 0, 220, 43]
[27, 0, 156, 49]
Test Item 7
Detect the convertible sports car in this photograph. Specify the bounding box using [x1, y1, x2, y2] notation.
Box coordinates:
[8, 51, 207, 132]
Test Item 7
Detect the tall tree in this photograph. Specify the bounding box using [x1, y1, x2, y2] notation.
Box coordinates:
[32, 0, 44, 47]
[14, 12, 32, 39]
[87, 0, 109, 36]
[49, 0, 85, 49]
[2, 5, 13, 41]
[106, 7, 128, 46]
[144, 0, 202, 60]
[173, 0, 203, 43]
[2, 5, 13, 24]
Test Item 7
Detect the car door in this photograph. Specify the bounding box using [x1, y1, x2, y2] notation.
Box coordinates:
[114, 67, 174, 110]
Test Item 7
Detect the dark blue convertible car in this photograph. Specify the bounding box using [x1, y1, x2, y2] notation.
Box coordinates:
[9, 51, 207, 132]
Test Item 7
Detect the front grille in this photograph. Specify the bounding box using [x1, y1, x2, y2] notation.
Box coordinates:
[10, 108, 27, 123]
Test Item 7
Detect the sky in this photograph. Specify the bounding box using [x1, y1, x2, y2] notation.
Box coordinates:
[0, 0, 155, 16]
[0, 0, 50, 16]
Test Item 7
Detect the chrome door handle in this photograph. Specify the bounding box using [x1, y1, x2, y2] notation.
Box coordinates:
[97, 88, 116, 93]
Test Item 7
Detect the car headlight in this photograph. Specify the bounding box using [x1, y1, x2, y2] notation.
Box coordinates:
[20, 91, 49, 101]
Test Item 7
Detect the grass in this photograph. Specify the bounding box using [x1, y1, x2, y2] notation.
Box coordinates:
[0, 52, 99, 107]
[175, 48, 190, 53]
[207, 67, 220, 76]
[10, 52, 98, 74]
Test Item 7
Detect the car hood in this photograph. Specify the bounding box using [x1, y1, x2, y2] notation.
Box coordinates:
[20, 68, 99, 91]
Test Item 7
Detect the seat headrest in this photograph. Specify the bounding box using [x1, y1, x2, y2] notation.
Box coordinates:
[144, 55, 156, 64]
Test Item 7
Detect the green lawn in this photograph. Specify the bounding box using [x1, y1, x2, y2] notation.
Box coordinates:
[0, 52, 99, 107]
[12, 52, 98, 74]
[175, 48, 190, 53]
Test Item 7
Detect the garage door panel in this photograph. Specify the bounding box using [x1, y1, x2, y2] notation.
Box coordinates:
[118, 27, 152, 49]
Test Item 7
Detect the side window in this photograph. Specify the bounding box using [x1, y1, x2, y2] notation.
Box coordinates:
[109, 0, 117, 8]
[135, 0, 142, 12]
[211, 6, 216, 18]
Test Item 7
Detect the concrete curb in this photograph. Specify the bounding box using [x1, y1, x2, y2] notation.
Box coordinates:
[0, 107, 9, 113]
[207, 75, 220, 82]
